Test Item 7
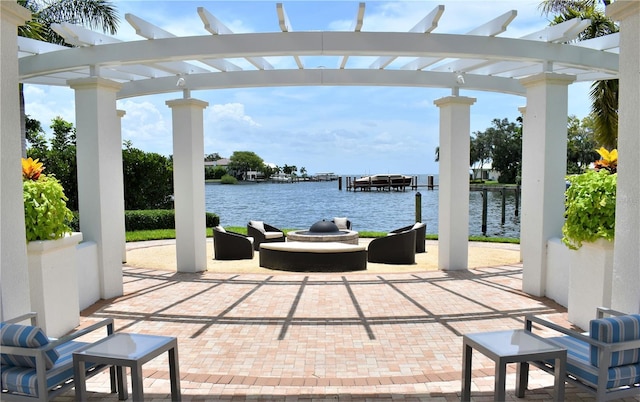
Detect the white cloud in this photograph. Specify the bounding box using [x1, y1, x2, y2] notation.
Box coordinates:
[119, 99, 172, 154]
[23, 85, 76, 135]
[208, 103, 261, 127]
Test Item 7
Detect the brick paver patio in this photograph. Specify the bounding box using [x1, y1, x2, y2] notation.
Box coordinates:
[56, 263, 639, 401]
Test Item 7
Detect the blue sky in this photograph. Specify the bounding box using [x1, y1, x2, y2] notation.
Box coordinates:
[23, 1, 596, 176]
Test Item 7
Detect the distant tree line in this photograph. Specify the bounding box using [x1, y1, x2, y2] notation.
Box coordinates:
[435, 114, 600, 184]
[223, 151, 306, 181]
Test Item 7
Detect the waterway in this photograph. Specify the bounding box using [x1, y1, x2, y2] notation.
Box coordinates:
[205, 175, 521, 238]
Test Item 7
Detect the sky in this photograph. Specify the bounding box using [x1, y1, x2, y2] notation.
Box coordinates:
[23, 0, 597, 176]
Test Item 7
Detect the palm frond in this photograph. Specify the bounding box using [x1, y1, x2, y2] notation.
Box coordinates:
[39, 0, 119, 34]
[539, 0, 604, 16]
[590, 80, 618, 150]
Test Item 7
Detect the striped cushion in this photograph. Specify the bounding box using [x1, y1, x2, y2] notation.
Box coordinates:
[0, 323, 59, 369]
[548, 335, 640, 389]
[0, 340, 94, 397]
[590, 314, 640, 367]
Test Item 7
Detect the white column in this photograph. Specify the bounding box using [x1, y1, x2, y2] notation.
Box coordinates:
[0, 2, 32, 320]
[519, 73, 575, 296]
[68, 77, 124, 300]
[434, 96, 476, 270]
[166, 98, 208, 272]
[117, 109, 127, 263]
[607, 1, 640, 314]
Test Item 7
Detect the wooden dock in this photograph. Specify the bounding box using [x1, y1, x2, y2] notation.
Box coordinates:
[344, 175, 419, 192]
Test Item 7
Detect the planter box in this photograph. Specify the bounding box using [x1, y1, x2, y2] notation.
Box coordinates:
[545, 238, 571, 307]
[76, 240, 100, 311]
[567, 238, 614, 330]
[27, 232, 82, 337]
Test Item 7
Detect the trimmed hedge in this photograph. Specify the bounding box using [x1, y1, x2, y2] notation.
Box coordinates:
[69, 210, 220, 231]
[125, 210, 219, 231]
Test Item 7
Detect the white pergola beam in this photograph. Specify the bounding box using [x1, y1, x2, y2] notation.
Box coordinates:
[20, 32, 618, 80]
[432, 58, 489, 73]
[402, 10, 516, 71]
[199, 6, 273, 70]
[467, 10, 517, 37]
[198, 6, 233, 35]
[150, 61, 211, 75]
[370, 4, 444, 69]
[574, 32, 620, 50]
[126, 13, 174, 39]
[401, 56, 444, 71]
[116, 68, 526, 99]
[410, 4, 445, 33]
[276, 3, 304, 69]
[351, 3, 365, 32]
[277, 3, 291, 32]
[18, 36, 66, 55]
[126, 14, 239, 72]
[522, 18, 591, 43]
[51, 22, 120, 46]
[470, 60, 538, 76]
[340, 2, 366, 69]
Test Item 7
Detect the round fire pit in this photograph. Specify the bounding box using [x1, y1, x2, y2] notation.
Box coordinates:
[287, 220, 359, 245]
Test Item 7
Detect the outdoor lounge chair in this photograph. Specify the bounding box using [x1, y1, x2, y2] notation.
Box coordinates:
[367, 228, 416, 264]
[213, 226, 254, 260]
[524, 307, 640, 401]
[247, 221, 285, 251]
[1, 312, 116, 401]
[390, 222, 426, 253]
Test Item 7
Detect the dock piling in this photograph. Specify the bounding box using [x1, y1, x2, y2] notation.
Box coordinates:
[481, 188, 488, 235]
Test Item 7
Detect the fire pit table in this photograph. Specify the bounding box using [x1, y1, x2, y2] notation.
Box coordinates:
[259, 242, 366, 272]
[286, 220, 359, 245]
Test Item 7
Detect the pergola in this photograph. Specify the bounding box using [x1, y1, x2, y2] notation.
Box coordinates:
[2, 2, 638, 320]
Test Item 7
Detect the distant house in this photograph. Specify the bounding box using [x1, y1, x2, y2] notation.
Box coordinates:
[244, 170, 266, 181]
[470, 161, 500, 181]
[204, 158, 229, 168]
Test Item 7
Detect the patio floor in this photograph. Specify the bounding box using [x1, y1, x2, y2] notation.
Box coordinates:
[55, 244, 637, 401]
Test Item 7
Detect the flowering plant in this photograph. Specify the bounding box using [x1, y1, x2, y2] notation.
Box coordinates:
[22, 157, 73, 242]
[561, 149, 617, 250]
[593, 147, 617, 173]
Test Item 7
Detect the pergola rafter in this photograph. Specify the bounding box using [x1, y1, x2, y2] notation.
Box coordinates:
[18, 2, 618, 100]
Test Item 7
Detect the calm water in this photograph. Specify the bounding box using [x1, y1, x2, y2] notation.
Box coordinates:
[205, 175, 521, 238]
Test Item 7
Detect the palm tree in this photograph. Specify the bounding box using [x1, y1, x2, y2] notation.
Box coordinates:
[539, 0, 619, 150]
[17, 0, 120, 156]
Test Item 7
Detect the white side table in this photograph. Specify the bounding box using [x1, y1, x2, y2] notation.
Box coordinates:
[462, 329, 566, 401]
[73, 333, 181, 401]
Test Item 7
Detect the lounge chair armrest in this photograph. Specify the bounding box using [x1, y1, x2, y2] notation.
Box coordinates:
[3, 312, 38, 326]
[263, 223, 283, 233]
[47, 318, 114, 349]
[0, 344, 42, 357]
[596, 307, 629, 318]
[525, 314, 594, 344]
[389, 225, 412, 234]
[608, 338, 640, 352]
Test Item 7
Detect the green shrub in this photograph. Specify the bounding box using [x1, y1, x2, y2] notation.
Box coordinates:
[124, 210, 219, 231]
[562, 170, 616, 250]
[69, 210, 219, 232]
[220, 174, 238, 184]
[23, 175, 74, 242]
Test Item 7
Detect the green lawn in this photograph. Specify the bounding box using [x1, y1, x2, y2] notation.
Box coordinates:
[126, 228, 519, 244]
